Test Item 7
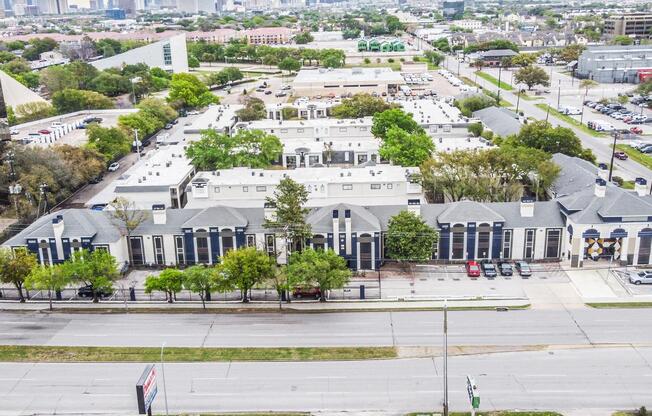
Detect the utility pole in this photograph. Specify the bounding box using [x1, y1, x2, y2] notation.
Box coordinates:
[135, 129, 141, 161]
[556, 79, 562, 111]
[160, 343, 169, 416]
[496, 65, 503, 105]
[608, 132, 619, 182]
[443, 300, 449, 416]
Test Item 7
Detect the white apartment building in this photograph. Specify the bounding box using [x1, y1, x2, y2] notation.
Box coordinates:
[186, 166, 424, 209]
[292, 67, 405, 97]
[86, 142, 196, 210]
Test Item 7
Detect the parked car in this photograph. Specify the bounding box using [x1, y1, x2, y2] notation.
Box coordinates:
[51, 121, 64, 129]
[108, 162, 120, 172]
[89, 174, 103, 184]
[497, 261, 513, 276]
[630, 127, 643, 134]
[38, 129, 51, 135]
[480, 261, 497, 278]
[265, 90, 272, 95]
[514, 261, 532, 277]
[465, 261, 481, 278]
[83, 117, 103, 124]
[78, 284, 112, 298]
[275, 91, 287, 97]
[629, 270, 652, 285]
[292, 286, 321, 299]
[614, 151, 628, 160]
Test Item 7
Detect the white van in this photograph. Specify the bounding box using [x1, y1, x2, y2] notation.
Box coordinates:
[51, 121, 64, 129]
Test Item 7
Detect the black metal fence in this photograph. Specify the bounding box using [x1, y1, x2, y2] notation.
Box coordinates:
[0, 281, 380, 303]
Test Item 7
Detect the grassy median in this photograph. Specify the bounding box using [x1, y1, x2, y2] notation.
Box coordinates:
[408, 412, 563, 416]
[587, 302, 652, 309]
[0, 345, 397, 362]
[534, 104, 605, 137]
[616, 144, 652, 171]
[477, 71, 513, 91]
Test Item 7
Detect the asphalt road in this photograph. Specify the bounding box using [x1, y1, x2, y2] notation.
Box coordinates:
[2, 347, 651, 415]
[2, 309, 652, 348]
[449, 56, 652, 182]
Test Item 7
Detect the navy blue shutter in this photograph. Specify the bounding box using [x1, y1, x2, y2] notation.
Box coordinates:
[183, 229, 195, 264]
[373, 232, 381, 270]
[492, 223, 503, 259]
[235, 227, 246, 249]
[62, 238, 71, 260]
[49, 238, 59, 263]
[26, 239, 38, 256]
[466, 222, 476, 260]
[350, 232, 358, 270]
[439, 224, 450, 260]
[209, 228, 220, 263]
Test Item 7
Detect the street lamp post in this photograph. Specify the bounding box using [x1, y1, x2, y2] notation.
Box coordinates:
[496, 65, 503, 104]
[515, 88, 524, 114]
[442, 300, 449, 416]
[160, 343, 169, 416]
[556, 79, 562, 111]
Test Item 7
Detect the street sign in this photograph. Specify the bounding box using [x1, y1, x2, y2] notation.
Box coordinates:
[136, 364, 158, 415]
[466, 375, 480, 409]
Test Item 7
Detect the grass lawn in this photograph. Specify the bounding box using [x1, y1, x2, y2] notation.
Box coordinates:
[347, 62, 402, 71]
[0, 345, 397, 363]
[408, 412, 563, 416]
[477, 71, 513, 91]
[587, 302, 652, 309]
[616, 144, 652, 171]
[460, 76, 480, 88]
[534, 104, 605, 138]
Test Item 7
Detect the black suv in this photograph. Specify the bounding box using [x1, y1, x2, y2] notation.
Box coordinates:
[77, 285, 112, 299]
[480, 261, 497, 278]
[497, 261, 513, 276]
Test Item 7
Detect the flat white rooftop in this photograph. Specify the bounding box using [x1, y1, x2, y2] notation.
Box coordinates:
[237, 117, 373, 130]
[192, 165, 419, 186]
[293, 67, 405, 84]
[183, 104, 243, 134]
[282, 137, 379, 153]
[398, 99, 466, 125]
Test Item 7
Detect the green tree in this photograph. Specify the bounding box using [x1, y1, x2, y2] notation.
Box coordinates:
[183, 265, 219, 309]
[236, 96, 267, 121]
[611, 35, 633, 45]
[217, 247, 276, 302]
[286, 249, 351, 302]
[424, 50, 444, 66]
[468, 122, 483, 137]
[514, 65, 550, 90]
[88, 72, 131, 97]
[86, 125, 131, 162]
[188, 54, 200, 68]
[331, 93, 395, 118]
[510, 53, 537, 67]
[379, 126, 435, 166]
[59, 249, 119, 303]
[506, 120, 594, 162]
[186, 129, 282, 170]
[278, 56, 302, 74]
[25, 264, 70, 311]
[294, 31, 314, 44]
[0, 247, 38, 303]
[109, 197, 149, 265]
[145, 268, 185, 303]
[264, 177, 312, 260]
[52, 89, 114, 114]
[13, 102, 55, 123]
[385, 211, 438, 264]
[137, 98, 178, 125]
[558, 44, 586, 62]
[371, 108, 424, 140]
[168, 73, 219, 109]
[41, 66, 78, 93]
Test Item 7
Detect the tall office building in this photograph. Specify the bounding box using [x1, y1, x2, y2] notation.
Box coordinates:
[36, 0, 68, 14]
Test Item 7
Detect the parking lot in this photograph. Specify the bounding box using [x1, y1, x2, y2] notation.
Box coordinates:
[612, 269, 652, 296]
[10, 110, 131, 148]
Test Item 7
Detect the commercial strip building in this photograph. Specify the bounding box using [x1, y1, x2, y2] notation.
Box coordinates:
[604, 13, 652, 39]
[292, 67, 405, 97]
[7, 154, 652, 270]
[90, 33, 189, 74]
[576, 45, 652, 84]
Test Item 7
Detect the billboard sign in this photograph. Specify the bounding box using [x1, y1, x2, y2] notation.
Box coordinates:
[136, 364, 158, 414]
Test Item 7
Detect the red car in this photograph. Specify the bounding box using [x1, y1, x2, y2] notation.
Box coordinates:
[38, 129, 51, 135]
[614, 151, 628, 160]
[465, 261, 481, 278]
[630, 127, 643, 135]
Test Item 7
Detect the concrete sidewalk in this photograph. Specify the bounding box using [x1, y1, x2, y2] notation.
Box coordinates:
[0, 297, 530, 313]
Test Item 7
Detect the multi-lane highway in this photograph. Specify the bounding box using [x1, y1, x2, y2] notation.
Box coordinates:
[2, 309, 652, 348]
[2, 347, 651, 415]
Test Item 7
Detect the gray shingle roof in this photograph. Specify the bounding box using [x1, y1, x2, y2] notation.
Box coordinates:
[307, 204, 381, 233]
[437, 200, 506, 224]
[550, 153, 599, 198]
[472, 106, 522, 138]
[490, 201, 564, 228]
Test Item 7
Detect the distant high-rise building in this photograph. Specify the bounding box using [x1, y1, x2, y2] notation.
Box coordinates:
[36, 0, 67, 14]
[177, 0, 215, 13]
[442, 0, 464, 20]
